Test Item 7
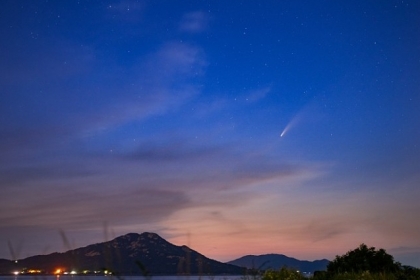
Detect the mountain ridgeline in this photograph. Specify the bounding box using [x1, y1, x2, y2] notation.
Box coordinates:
[1, 232, 244, 275]
[227, 254, 329, 274]
[0, 232, 331, 275]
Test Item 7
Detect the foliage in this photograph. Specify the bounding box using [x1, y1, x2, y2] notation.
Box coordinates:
[312, 244, 420, 280]
[396, 265, 420, 280]
[262, 267, 306, 280]
[314, 271, 397, 280]
[312, 270, 420, 280]
[327, 244, 400, 275]
[255, 245, 420, 280]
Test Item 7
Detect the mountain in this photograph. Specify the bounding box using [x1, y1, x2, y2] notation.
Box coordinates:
[1, 232, 244, 275]
[227, 254, 329, 274]
[0, 259, 15, 275]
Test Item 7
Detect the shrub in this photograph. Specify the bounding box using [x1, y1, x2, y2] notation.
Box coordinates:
[262, 267, 305, 280]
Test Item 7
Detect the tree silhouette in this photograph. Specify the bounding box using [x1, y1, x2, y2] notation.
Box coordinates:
[327, 244, 400, 275]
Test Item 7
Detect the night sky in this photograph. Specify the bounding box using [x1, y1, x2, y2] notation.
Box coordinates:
[1, 0, 420, 267]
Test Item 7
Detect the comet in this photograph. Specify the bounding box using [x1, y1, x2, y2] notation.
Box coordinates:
[280, 112, 302, 138]
[280, 124, 290, 137]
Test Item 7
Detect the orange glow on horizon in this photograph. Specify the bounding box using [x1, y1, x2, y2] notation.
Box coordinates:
[27, 269, 42, 274]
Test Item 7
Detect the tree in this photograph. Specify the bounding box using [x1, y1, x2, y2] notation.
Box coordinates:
[397, 265, 420, 280]
[327, 244, 401, 275]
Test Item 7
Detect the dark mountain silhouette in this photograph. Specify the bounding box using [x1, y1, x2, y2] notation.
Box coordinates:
[227, 253, 329, 273]
[1, 232, 244, 275]
[0, 259, 15, 275]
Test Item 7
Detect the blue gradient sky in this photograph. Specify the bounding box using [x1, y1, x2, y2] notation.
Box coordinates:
[1, 0, 420, 267]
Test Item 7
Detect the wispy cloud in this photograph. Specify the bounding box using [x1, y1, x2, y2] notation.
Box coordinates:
[0, 41, 95, 87]
[0, 187, 190, 229]
[0, 41, 207, 157]
[81, 41, 207, 134]
[0, 164, 95, 187]
[120, 141, 229, 163]
[294, 220, 349, 242]
[179, 11, 209, 33]
[245, 86, 272, 102]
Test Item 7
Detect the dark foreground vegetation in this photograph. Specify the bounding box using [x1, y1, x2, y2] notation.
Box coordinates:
[260, 244, 420, 280]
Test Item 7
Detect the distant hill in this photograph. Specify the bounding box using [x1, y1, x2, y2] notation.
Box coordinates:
[0, 259, 15, 275]
[227, 254, 329, 273]
[1, 232, 244, 275]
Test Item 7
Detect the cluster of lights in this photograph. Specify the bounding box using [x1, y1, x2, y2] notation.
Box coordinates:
[54, 269, 78, 275]
[13, 268, 109, 276]
[13, 269, 42, 275]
